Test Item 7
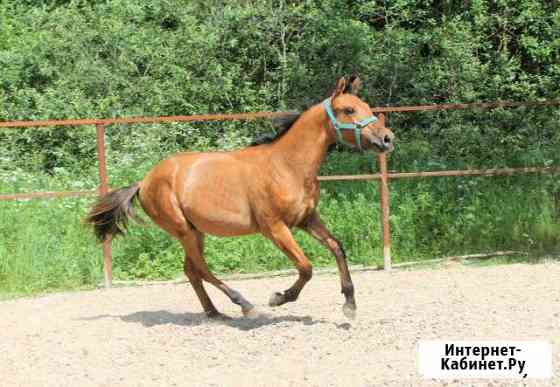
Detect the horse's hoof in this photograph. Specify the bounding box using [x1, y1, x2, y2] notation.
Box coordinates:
[243, 306, 267, 319]
[342, 302, 356, 320]
[268, 292, 284, 307]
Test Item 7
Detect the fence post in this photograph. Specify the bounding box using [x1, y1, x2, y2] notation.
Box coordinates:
[95, 123, 113, 288]
[377, 113, 392, 270]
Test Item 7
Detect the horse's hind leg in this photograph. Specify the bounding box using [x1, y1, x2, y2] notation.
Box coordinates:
[140, 187, 223, 318]
[181, 230, 259, 318]
[182, 256, 221, 318]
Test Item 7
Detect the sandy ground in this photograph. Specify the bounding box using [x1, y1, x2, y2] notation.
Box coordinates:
[1, 262, 559, 387]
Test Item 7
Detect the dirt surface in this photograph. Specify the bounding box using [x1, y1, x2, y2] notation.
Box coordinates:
[1, 262, 559, 386]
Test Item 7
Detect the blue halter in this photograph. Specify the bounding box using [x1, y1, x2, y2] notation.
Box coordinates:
[323, 97, 378, 150]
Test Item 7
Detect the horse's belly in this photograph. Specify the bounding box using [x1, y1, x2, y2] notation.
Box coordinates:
[186, 203, 257, 237]
[181, 165, 257, 236]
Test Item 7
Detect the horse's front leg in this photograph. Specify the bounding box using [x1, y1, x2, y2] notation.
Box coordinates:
[265, 222, 313, 307]
[301, 211, 356, 319]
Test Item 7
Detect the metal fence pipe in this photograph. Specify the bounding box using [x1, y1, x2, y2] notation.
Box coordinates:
[377, 113, 392, 271]
[0, 190, 98, 201]
[95, 124, 112, 289]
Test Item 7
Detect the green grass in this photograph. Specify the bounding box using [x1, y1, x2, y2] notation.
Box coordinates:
[0, 198, 102, 296]
[2, 149, 560, 297]
[1, 161, 559, 298]
[462, 254, 554, 268]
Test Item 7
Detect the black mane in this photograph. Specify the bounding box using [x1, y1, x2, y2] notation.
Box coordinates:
[250, 96, 329, 147]
[250, 111, 301, 146]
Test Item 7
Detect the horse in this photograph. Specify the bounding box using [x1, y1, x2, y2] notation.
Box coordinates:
[85, 76, 395, 319]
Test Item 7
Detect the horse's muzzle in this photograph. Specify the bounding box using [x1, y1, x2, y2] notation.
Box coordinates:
[365, 131, 394, 153]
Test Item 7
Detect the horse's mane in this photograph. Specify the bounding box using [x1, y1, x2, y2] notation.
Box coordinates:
[250, 111, 301, 146]
[250, 98, 326, 146]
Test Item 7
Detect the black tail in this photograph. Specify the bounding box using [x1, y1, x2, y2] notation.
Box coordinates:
[85, 183, 142, 242]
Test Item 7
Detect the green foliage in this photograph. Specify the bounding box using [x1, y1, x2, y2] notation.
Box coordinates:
[1, 155, 559, 297]
[0, 197, 102, 295]
[1, 0, 559, 295]
[1, 0, 558, 172]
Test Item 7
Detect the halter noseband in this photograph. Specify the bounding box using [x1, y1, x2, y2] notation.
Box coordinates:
[322, 97, 378, 150]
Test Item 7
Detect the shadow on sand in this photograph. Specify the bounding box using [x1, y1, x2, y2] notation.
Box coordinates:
[80, 310, 352, 331]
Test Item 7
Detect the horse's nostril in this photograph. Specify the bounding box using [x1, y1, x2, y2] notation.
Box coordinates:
[383, 135, 392, 144]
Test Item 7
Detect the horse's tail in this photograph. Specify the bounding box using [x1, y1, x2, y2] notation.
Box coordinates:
[85, 183, 142, 242]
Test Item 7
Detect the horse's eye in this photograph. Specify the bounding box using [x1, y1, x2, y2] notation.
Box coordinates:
[344, 107, 355, 115]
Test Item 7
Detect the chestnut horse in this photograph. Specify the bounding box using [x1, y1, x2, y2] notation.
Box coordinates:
[86, 76, 394, 319]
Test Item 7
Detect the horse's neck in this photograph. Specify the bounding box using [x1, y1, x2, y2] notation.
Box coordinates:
[271, 105, 333, 180]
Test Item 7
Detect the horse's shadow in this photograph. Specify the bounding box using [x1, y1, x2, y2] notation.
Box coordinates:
[81, 310, 351, 331]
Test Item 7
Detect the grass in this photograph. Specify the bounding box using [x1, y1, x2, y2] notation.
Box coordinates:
[462, 253, 557, 268]
[1, 144, 560, 298]
[0, 198, 102, 296]
[1, 161, 559, 298]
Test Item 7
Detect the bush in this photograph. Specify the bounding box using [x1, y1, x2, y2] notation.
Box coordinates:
[1, 0, 559, 295]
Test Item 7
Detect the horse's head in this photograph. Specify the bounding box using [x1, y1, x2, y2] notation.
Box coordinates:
[324, 76, 394, 153]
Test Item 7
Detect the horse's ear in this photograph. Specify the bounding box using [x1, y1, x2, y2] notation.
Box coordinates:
[347, 75, 361, 95]
[332, 76, 348, 98]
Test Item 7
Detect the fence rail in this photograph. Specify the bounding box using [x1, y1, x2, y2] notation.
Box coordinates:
[1, 100, 559, 129]
[2, 99, 559, 288]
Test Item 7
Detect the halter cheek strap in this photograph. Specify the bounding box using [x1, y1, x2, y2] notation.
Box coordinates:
[322, 97, 378, 150]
